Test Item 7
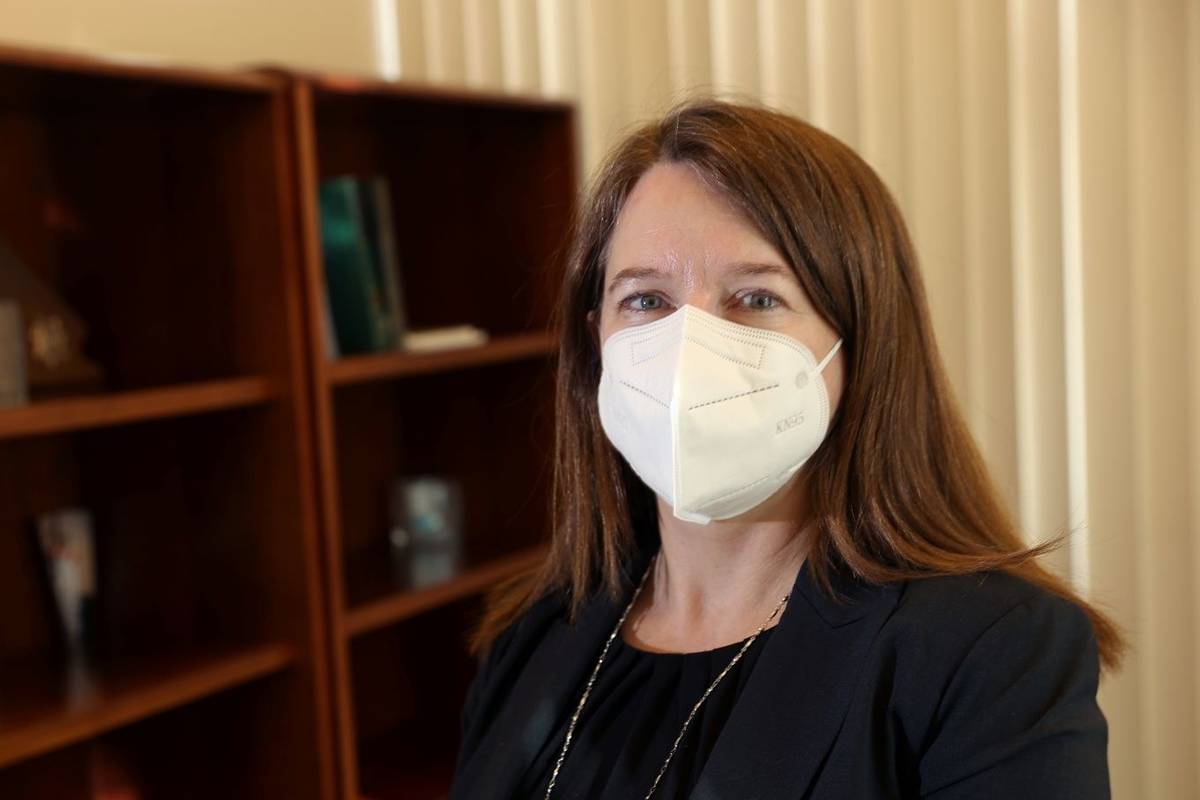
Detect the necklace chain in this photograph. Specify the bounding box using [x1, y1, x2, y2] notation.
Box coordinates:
[543, 552, 790, 800]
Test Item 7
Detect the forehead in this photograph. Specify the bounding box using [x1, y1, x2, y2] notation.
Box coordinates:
[605, 161, 781, 276]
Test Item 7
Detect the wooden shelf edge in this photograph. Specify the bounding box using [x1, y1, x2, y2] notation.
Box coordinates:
[304, 70, 573, 114]
[0, 642, 296, 770]
[344, 545, 547, 638]
[0, 42, 281, 93]
[327, 332, 556, 387]
[0, 375, 279, 440]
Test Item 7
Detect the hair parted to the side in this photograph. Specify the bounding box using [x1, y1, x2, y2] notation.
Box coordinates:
[467, 96, 1126, 674]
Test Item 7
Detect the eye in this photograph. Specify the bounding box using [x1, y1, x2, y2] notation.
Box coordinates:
[737, 291, 782, 311]
[620, 293, 668, 313]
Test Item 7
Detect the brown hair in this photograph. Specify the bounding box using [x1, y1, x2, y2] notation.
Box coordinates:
[469, 97, 1126, 673]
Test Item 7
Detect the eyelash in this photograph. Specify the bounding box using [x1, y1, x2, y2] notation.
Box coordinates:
[618, 290, 785, 313]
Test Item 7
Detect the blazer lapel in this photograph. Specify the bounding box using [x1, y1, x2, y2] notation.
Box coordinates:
[689, 555, 903, 800]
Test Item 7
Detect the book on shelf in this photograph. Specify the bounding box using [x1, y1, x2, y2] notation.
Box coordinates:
[361, 176, 408, 345]
[316, 178, 490, 361]
[316, 176, 406, 356]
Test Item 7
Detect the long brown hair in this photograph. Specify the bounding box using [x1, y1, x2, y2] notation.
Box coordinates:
[469, 97, 1126, 673]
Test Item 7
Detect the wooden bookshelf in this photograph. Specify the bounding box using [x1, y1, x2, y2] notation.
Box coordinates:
[0, 45, 335, 798]
[289, 74, 576, 799]
[0, 42, 576, 799]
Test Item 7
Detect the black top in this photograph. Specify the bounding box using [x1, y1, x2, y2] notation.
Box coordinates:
[451, 536, 1110, 799]
[519, 625, 777, 799]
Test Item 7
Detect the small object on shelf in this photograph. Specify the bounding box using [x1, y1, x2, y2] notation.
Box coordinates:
[0, 234, 104, 394]
[402, 324, 489, 353]
[0, 300, 28, 408]
[388, 475, 464, 588]
[35, 507, 98, 658]
[317, 176, 406, 356]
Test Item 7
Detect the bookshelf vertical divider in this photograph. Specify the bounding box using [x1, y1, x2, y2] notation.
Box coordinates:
[270, 76, 341, 800]
[288, 77, 360, 800]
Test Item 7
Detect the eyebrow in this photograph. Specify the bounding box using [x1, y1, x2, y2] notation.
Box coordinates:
[604, 261, 794, 296]
[605, 266, 664, 296]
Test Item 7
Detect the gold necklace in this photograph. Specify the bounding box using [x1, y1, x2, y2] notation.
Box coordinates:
[543, 551, 790, 799]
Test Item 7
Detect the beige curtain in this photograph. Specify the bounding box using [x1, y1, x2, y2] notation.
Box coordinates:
[3, 1, 1196, 796]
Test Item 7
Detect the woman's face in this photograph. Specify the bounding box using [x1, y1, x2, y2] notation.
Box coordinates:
[594, 160, 845, 416]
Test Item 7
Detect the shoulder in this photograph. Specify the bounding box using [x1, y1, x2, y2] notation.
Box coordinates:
[882, 567, 1097, 662]
[869, 569, 1108, 796]
[875, 568, 1101, 711]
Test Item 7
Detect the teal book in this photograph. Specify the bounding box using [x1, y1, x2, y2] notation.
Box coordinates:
[357, 177, 406, 349]
[317, 177, 390, 355]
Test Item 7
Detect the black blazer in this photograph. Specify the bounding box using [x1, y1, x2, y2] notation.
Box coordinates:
[450, 534, 1109, 799]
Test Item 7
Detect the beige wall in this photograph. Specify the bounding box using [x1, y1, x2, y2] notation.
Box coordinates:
[2, 1, 1197, 797]
[0, 0, 378, 74]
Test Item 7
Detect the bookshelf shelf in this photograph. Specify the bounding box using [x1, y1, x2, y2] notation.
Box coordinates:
[0, 376, 278, 440]
[327, 331, 555, 387]
[0, 642, 296, 769]
[343, 544, 546, 638]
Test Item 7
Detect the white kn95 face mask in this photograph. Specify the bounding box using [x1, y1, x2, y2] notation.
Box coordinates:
[597, 304, 842, 525]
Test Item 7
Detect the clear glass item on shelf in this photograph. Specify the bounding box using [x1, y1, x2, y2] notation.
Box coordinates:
[388, 475, 464, 589]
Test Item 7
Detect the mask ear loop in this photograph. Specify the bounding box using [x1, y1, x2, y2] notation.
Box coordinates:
[815, 338, 843, 374]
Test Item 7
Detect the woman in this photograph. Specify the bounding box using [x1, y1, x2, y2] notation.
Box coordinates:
[449, 98, 1122, 799]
